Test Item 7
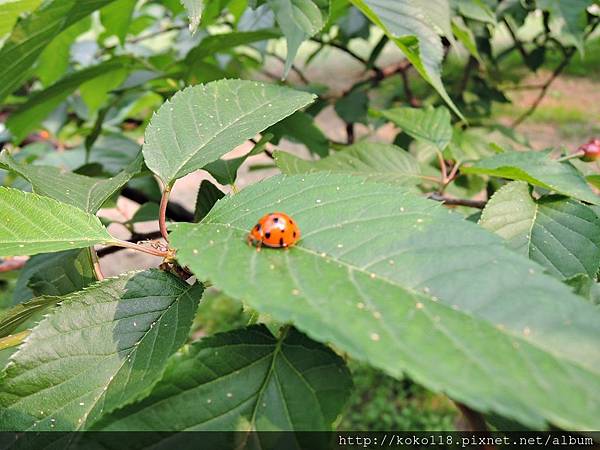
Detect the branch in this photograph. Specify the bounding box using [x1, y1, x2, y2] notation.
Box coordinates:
[428, 193, 487, 209]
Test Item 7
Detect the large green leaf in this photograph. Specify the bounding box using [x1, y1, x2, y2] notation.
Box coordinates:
[379, 106, 452, 151]
[350, 0, 462, 118]
[94, 325, 351, 433]
[6, 58, 130, 142]
[267, 0, 326, 76]
[0, 0, 116, 103]
[13, 249, 96, 304]
[0, 0, 43, 36]
[171, 173, 600, 430]
[462, 151, 600, 205]
[0, 149, 143, 213]
[0, 187, 114, 257]
[0, 270, 202, 431]
[275, 141, 422, 186]
[142, 79, 315, 187]
[480, 181, 600, 280]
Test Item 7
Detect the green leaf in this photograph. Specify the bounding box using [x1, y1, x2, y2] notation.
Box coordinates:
[0, 296, 60, 338]
[587, 174, 600, 190]
[335, 89, 369, 125]
[100, 0, 137, 45]
[0, 0, 43, 37]
[275, 141, 422, 186]
[203, 133, 274, 186]
[6, 59, 130, 142]
[462, 151, 600, 205]
[35, 17, 92, 86]
[0, 0, 117, 103]
[267, 111, 329, 157]
[565, 274, 600, 305]
[0, 270, 202, 431]
[94, 325, 352, 431]
[194, 180, 226, 222]
[13, 249, 96, 304]
[80, 67, 129, 115]
[350, 0, 462, 119]
[142, 79, 315, 186]
[185, 29, 280, 61]
[125, 203, 160, 225]
[267, 0, 326, 76]
[180, 0, 205, 33]
[451, 18, 482, 63]
[480, 182, 600, 280]
[538, 0, 591, 52]
[0, 187, 114, 257]
[0, 149, 143, 213]
[380, 106, 452, 151]
[456, 0, 496, 24]
[170, 173, 600, 430]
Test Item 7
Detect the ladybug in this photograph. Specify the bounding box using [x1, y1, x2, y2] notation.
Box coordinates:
[247, 212, 301, 250]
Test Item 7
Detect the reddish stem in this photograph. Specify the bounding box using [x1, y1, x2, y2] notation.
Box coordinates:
[159, 185, 172, 242]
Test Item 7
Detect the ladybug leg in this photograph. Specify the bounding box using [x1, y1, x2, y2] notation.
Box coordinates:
[256, 241, 262, 252]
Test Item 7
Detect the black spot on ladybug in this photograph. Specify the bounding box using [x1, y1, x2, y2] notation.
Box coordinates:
[273, 217, 279, 223]
[265, 232, 271, 239]
[279, 237, 284, 246]
[289, 219, 294, 224]
[255, 224, 260, 231]
[293, 231, 297, 238]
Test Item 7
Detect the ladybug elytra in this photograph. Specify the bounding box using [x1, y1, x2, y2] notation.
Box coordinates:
[247, 212, 301, 250]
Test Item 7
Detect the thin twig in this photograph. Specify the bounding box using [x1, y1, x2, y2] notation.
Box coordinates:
[266, 52, 310, 84]
[310, 37, 369, 66]
[428, 193, 486, 209]
[97, 231, 163, 257]
[457, 56, 477, 99]
[502, 17, 528, 62]
[159, 185, 172, 242]
[0, 330, 31, 351]
[345, 123, 355, 144]
[511, 48, 575, 127]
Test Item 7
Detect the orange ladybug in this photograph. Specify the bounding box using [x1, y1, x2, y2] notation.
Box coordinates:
[247, 212, 301, 250]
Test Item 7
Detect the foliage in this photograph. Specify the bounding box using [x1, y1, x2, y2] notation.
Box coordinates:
[0, 0, 599, 438]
